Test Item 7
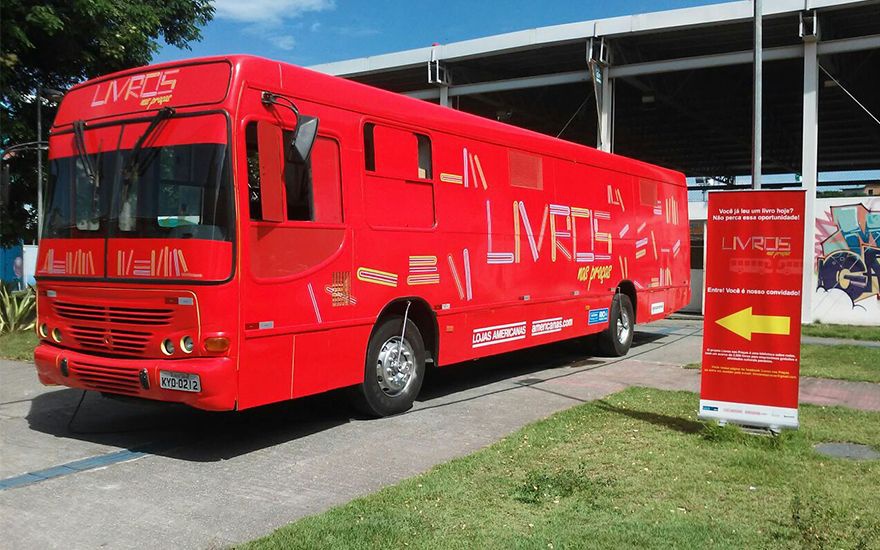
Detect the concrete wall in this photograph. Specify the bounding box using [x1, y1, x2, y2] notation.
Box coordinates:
[23, 245, 37, 287]
[811, 197, 880, 326]
[685, 202, 708, 315]
[682, 268, 704, 313]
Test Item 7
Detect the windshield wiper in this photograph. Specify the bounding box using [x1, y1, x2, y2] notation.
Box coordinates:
[73, 120, 104, 229]
[123, 106, 175, 179]
[73, 120, 95, 182]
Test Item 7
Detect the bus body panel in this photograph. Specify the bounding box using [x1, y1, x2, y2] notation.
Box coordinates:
[34, 55, 690, 411]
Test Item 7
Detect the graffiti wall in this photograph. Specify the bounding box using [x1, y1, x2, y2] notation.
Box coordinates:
[812, 197, 880, 325]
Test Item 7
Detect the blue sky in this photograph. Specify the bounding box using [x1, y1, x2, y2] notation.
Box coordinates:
[153, 0, 720, 67]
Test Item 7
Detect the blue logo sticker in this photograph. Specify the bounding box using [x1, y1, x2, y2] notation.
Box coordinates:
[702, 405, 719, 411]
[588, 308, 609, 325]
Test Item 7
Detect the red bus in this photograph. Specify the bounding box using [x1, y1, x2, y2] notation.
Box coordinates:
[34, 56, 689, 416]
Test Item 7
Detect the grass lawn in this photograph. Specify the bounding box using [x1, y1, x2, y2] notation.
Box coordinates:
[0, 330, 38, 362]
[802, 323, 880, 342]
[687, 345, 880, 383]
[242, 387, 880, 550]
[800, 344, 880, 383]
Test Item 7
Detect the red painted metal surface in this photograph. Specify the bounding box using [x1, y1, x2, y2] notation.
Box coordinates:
[34, 55, 690, 411]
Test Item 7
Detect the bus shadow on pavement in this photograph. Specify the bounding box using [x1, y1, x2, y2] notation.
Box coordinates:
[26, 387, 353, 462]
[418, 339, 606, 403]
[417, 329, 666, 404]
[416, 330, 668, 403]
[632, 330, 670, 346]
[24, 331, 665, 462]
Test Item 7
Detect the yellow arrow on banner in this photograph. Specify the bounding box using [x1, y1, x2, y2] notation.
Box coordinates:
[715, 307, 791, 341]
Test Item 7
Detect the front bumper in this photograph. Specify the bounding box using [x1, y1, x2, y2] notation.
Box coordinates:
[34, 344, 236, 411]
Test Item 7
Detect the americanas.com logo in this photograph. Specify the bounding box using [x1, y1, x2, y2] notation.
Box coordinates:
[530, 317, 573, 337]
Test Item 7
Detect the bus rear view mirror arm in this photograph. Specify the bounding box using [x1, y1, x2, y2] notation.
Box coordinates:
[260, 91, 319, 163]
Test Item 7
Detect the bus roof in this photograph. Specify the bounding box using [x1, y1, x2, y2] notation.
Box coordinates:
[55, 54, 684, 186]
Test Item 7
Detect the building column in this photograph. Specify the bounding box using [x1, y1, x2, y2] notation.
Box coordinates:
[752, 0, 763, 189]
[598, 66, 614, 152]
[439, 85, 449, 108]
[429, 44, 451, 107]
[800, 38, 819, 324]
[589, 38, 613, 152]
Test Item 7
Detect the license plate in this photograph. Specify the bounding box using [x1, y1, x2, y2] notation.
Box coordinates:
[159, 371, 201, 393]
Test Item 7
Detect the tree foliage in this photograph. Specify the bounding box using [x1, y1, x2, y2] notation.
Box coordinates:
[0, 1, 214, 245]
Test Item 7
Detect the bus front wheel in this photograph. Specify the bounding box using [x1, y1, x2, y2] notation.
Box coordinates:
[352, 316, 426, 417]
[597, 293, 634, 357]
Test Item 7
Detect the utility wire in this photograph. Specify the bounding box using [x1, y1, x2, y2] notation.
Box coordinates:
[819, 64, 880, 128]
[556, 93, 593, 139]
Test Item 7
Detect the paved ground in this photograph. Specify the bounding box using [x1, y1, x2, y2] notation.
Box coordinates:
[1, 319, 878, 549]
[801, 335, 880, 348]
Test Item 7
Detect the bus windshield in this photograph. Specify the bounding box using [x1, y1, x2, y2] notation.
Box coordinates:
[44, 115, 232, 243]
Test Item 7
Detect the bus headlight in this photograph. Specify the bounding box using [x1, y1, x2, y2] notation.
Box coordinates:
[161, 338, 175, 356]
[39, 323, 49, 338]
[51, 328, 62, 343]
[180, 335, 194, 354]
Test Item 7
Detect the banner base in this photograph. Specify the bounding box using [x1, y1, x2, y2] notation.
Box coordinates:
[699, 399, 799, 430]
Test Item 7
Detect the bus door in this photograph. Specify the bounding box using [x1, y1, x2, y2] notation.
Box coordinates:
[237, 86, 352, 408]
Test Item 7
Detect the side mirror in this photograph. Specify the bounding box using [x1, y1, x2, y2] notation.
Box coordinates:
[290, 116, 319, 163]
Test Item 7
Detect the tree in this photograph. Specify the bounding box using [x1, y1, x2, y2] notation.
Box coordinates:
[0, 1, 214, 245]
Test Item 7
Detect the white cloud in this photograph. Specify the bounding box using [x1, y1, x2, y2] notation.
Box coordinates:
[268, 35, 296, 50]
[328, 25, 379, 37]
[213, 0, 335, 24]
[213, 0, 334, 52]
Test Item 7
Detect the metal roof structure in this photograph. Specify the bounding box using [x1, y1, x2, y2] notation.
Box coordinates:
[312, 0, 880, 182]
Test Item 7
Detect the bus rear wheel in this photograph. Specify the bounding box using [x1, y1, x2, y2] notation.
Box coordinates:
[352, 316, 426, 417]
[597, 293, 634, 357]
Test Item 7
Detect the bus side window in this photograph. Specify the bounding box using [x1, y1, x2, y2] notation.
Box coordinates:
[417, 134, 432, 179]
[310, 137, 343, 223]
[363, 123, 376, 172]
[364, 123, 432, 181]
[283, 128, 311, 221]
[283, 135, 342, 223]
[246, 123, 262, 220]
[363, 123, 435, 229]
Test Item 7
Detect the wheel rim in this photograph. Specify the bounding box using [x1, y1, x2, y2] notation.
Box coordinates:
[616, 306, 631, 344]
[376, 336, 416, 397]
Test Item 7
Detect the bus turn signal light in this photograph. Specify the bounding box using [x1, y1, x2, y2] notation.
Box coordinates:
[204, 337, 230, 353]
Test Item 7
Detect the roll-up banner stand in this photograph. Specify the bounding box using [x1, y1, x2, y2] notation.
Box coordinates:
[699, 190, 806, 430]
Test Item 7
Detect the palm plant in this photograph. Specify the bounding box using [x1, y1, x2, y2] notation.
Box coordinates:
[0, 285, 36, 334]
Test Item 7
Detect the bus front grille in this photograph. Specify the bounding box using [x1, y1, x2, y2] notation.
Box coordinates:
[69, 326, 151, 356]
[54, 301, 173, 326]
[68, 361, 141, 396]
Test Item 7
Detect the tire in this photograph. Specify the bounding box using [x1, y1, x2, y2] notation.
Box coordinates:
[351, 316, 426, 417]
[597, 293, 635, 357]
